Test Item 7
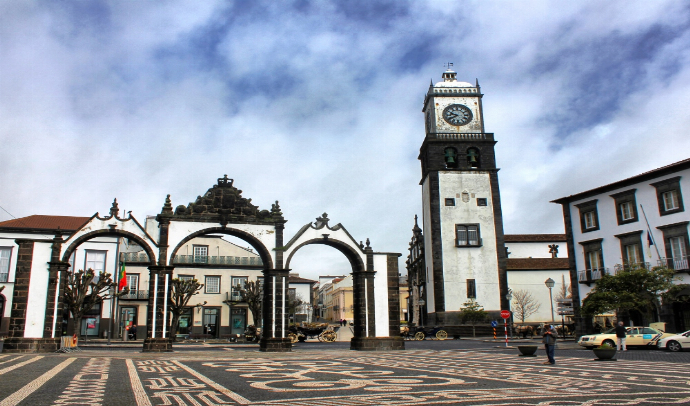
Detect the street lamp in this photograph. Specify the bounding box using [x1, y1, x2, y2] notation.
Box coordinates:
[505, 289, 513, 338]
[418, 299, 426, 327]
[545, 278, 555, 322]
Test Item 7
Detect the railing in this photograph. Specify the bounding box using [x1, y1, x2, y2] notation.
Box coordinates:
[433, 133, 491, 141]
[613, 262, 651, 274]
[120, 252, 150, 263]
[119, 290, 149, 300]
[173, 255, 262, 266]
[578, 268, 609, 283]
[658, 256, 690, 271]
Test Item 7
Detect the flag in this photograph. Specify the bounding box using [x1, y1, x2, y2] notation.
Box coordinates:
[647, 231, 654, 258]
[118, 261, 127, 291]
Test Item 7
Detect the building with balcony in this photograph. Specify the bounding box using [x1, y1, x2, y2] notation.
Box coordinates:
[553, 158, 690, 332]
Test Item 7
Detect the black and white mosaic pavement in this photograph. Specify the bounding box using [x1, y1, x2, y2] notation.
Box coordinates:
[0, 348, 689, 405]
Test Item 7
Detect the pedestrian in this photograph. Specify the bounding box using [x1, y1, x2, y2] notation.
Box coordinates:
[615, 321, 627, 351]
[130, 324, 137, 340]
[542, 324, 556, 365]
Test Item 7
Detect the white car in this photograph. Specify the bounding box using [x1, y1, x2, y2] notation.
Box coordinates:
[657, 330, 690, 352]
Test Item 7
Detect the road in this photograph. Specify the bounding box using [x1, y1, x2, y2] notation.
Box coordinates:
[0, 338, 688, 405]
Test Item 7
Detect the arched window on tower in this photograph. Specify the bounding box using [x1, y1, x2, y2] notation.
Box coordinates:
[467, 148, 480, 168]
[444, 147, 458, 168]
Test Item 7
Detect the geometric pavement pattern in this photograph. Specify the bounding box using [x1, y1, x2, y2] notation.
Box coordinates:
[0, 350, 689, 405]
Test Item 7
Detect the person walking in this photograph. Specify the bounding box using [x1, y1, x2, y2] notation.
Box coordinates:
[615, 321, 627, 351]
[542, 324, 557, 365]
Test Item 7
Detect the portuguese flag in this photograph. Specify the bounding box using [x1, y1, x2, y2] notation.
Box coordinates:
[118, 261, 127, 291]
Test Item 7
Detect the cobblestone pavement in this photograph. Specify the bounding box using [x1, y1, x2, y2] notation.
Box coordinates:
[1, 342, 689, 405]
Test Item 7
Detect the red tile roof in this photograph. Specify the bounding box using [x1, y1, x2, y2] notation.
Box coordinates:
[0, 215, 90, 231]
[505, 234, 566, 242]
[289, 275, 318, 284]
[507, 258, 569, 270]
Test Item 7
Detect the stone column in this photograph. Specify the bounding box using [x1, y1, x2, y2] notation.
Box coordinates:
[143, 265, 174, 352]
[4, 239, 60, 353]
[43, 232, 69, 339]
[260, 269, 291, 352]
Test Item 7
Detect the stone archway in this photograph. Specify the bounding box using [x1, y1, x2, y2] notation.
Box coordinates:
[281, 213, 404, 351]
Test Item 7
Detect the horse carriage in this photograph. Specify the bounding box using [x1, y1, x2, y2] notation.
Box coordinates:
[288, 322, 339, 343]
[400, 325, 449, 340]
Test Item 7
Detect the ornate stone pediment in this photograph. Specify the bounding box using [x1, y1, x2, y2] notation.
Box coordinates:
[167, 175, 283, 225]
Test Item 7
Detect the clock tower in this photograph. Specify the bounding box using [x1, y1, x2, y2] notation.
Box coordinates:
[419, 68, 509, 324]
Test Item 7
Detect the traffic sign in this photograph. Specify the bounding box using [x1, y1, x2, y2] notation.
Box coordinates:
[491, 320, 498, 328]
[500, 310, 511, 319]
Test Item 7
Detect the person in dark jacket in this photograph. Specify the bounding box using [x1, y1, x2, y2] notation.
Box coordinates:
[615, 321, 627, 351]
[542, 324, 557, 365]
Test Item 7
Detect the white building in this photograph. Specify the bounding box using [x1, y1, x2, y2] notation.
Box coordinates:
[553, 158, 690, 333]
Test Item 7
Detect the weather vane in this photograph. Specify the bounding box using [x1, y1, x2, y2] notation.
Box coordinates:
[444, 62, 454, 70]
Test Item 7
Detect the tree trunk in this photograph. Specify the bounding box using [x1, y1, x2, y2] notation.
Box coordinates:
[170, 314, 180, 341]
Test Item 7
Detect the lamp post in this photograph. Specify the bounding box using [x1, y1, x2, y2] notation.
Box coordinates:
[545, 278, 555, 322]
[418, 299, 426, 327]
[505, 289, 513, 338]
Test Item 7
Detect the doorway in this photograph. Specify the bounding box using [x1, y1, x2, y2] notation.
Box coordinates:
[231, 308, 247, 336]
[178, 308, 193, 335]
[203, 308, 219, 337]
[120, 306, 137, 338]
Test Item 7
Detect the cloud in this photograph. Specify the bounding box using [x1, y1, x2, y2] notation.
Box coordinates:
[2, 0, 690, 280]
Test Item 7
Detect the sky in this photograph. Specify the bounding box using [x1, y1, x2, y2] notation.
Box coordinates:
[2, 1, 690, 280]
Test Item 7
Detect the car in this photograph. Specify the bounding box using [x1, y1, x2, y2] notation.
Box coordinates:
[578, 326, 672, 349]
[657, 330, 690, 352]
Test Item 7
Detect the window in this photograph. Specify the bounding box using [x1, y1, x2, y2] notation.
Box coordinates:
[583, 211, 597, 229]
[658, 221, 690, 271]
[231, 276, 248, 301]
[610, 189, 638, 225]
[178, 275, 194, 282]
[615, 230, 643, 266]
[0, 247, 10, 283]
[575, 200, 599, 233]
[445, 198, 455, 206]
[663, 190, 680, 211]
[651, 177, 684, 216]
[205, 276, 220, 294]
[466, 279, 476, 298]
[288, 288, 297, 300]
[193, 245, 208, 263]
[456, 224, 481, 247]
[126, 274, 139, 291]
[477, 198, 487, 206]
[85, 250, 106, 273]
[586, 250, 602, 270]
[580, 238, 604, 280]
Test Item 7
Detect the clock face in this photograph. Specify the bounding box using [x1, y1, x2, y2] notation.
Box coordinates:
[442, 104, 473, 126]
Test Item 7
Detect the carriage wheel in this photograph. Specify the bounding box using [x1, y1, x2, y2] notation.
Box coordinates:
[320, 330, 337, 342]
[414, 332, 425, 341]
[288, 332, 298, 343]
[436, 330, 448, 340]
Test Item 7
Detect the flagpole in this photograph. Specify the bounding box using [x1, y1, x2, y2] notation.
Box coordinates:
[640, 204, 663, 261]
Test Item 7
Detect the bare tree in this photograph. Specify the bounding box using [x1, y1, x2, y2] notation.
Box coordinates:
[511, 290, 542, 323]
[169, 278, 203, 340]
[63, 268, 126, 336]
[238, 281, 262, 327]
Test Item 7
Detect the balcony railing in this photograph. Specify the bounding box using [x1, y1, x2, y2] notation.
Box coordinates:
[120, 252, 150, 263]
[173, 255, 263, 266]
[119, 290, 149, 300]
[613, 262, 651, 274]
[578, 268, 609, 283]
[658, 256, 690, 271]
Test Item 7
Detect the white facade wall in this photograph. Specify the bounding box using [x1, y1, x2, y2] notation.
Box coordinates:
[373, 254, 390, 338]
[24, 241, 52, 337]
[506, 241, 562, 259]
[567, 170, 690, 302]
[507, 269, 571, 323]
[438, 171, 500, 312]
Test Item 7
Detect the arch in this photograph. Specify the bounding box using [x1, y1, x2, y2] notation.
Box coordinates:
[285, 238, 365, 273]
[169, 227, 274, 270]
[62, 229, 157, 266]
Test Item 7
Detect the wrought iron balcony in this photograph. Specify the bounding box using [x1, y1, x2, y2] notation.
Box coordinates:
[173, 255, 263, 266]
[613, 262, 651, 274]
[119, 290, 149, 300]
[120, 252, 150, 263]
[658, 256, 690, 271]
[577, 268, 609, 284]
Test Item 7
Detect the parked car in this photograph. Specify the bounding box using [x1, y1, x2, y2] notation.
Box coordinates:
[578, 326, 672, 349]
[657, 330, 690, 352]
